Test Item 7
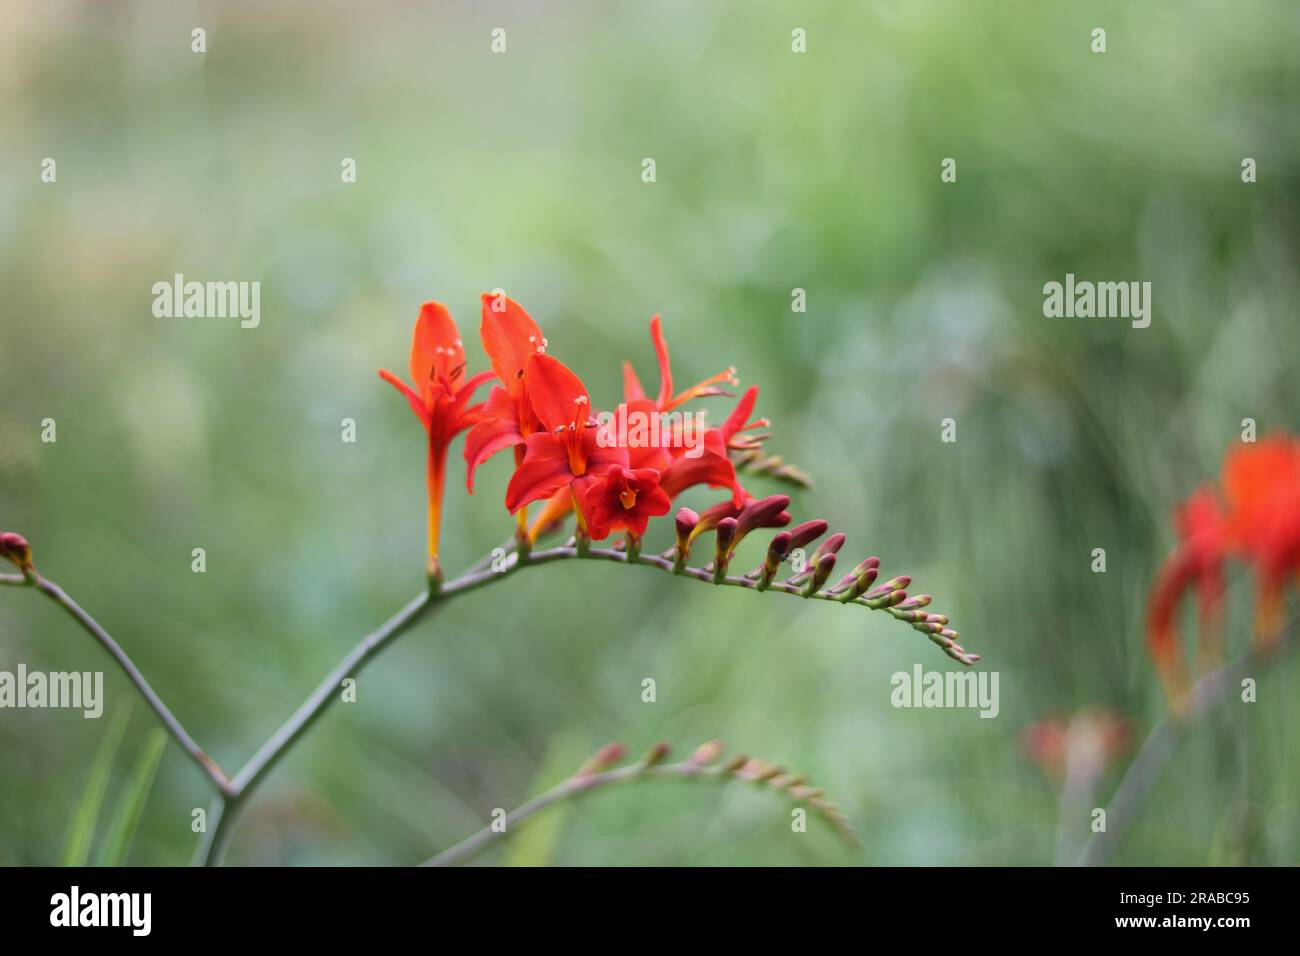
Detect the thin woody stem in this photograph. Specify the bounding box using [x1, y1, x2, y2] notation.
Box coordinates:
[200, 557, 522, 865]
[422, 751, 856, 867]
[5, 536, 920, 867]
[1074, 618, 1299, 866]
[22, 573, 232, 796]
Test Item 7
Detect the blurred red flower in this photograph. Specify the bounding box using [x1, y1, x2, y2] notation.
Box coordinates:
[1147, 435, 1300, 703]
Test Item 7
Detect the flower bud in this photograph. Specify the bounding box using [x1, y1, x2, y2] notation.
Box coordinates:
[713, 517, 738, 582]
[809, 532, 846, 565]
[757, 531, 791, 591]
[786, 519, 828, 551]
[688, 739, 724, 766]
[803, 552, 836, 596]
[673, 508, 698, 572]
[643, 741, 672, 768]
[0, 532, 33, 575]
[839, 564, 879, 603]
[578, 741, 627, 776]
[734, 494, 790, 545]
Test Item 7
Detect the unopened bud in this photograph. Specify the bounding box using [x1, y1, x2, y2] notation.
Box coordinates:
[803, 552, 836, 596]
[1, 532, 34, 575]
[839, 564, 879, 603]
[688, 739, 724, 766]
[713, 517, 738, 582]
[809, 532, 846, 565]
[643, 741, 671, 768]
[786, 519, 828, 551]
[735, 495, 790, 542]
[757, 531, 791, 590]
[578, 741, 627, 776]
[673, 508, 698, 572]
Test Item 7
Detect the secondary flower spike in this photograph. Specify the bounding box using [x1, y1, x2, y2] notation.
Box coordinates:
[379, 301, 495, 582]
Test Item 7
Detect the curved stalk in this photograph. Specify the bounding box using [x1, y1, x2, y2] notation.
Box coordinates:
[6, 537, 939, 866]
[423, 741, 856, 867]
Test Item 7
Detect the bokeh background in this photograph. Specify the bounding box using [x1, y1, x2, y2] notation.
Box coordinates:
[2, 0, 1298, 866]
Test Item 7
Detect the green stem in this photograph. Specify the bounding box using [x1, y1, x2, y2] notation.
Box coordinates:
[6, 536, 941, 867]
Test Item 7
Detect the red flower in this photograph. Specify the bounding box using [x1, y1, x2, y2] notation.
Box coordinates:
[1146, 487, 1227, 699]
[1146, 435, 1300, 703]
[657, 386, 765, 503]
[576, 464, 672, 541]
[1220, 436, 1300, 637]
[464, 293, 547, 493]
[379, 302, 494, 575]
[504, 353, 627, 520]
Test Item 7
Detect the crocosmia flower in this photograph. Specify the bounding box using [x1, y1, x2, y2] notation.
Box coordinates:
[379, 302, 494, 579]
[576, 464, 672, 541]
[504, 353, 627, 522]
[464, 293, 547, 493]
[1146, 434, 1300, 705]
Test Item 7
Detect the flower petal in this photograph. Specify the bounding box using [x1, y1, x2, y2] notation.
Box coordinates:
[464, 401, 525, 493]
[649, 314, 673, 409]
[505, 431, 573, 513]
[480, 292, 545, 396]
[378, 368, 431, 427]
[525, 353, 591, 433]
[622, 361, 647, 402]
[411, 301, 465, 394]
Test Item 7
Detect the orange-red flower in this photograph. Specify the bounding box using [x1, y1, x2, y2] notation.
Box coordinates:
[379, 302, 494, 578]
[576, 464, 672, 541]
[503, 353, 627, 521]
[464, 293, 547, 494]
[520, 315, 756, 541]
[1146, 435, 1300, 704]
[1220, 436, 1300, 637]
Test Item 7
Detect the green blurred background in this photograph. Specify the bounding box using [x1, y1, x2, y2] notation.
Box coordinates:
[2, 0, 1298, 866]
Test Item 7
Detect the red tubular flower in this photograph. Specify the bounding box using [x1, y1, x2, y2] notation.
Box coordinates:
[576, 464, 671, 541]
[523, 316, 759, 543]
[1219, 436, 1300, 642]
[657, 386, 764, 504]
[464, 293, 547, 493]
[1145, 434, 1300, 706]
[379, 302, 494, 578]
[504, 353, 627, 521]
[1145, 486, 1226, 704]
